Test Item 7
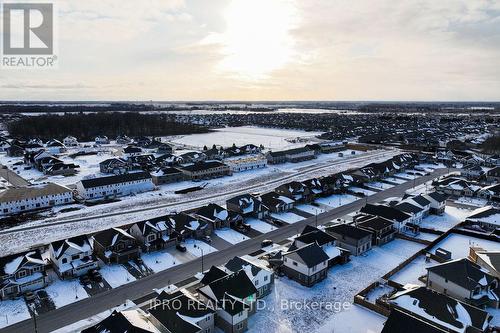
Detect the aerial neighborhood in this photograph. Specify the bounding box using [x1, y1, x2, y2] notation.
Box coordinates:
[0, 110, 498, 333]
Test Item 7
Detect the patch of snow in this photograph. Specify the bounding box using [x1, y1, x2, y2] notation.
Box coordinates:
[100, 265, 137, 288]
[315, 194, 358, 208]
[215, 228, 250, 244]
[141, 250, 182, 273]
[0, 298, 31, 329]
[45, 278, 89, 308]
[245, 218, 278, 233]
[183, 239, 218, 257]
[270, 212, 304, 224]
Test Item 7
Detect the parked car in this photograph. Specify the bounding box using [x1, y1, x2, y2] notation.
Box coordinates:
[202, 235, 212, 243]
[89, 269, 103, 282]
[261, 239, 273, 248]
[176, 244, 187, 252]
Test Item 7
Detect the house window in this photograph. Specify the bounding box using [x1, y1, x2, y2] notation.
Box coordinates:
[293, 261, 298, 266]
[264, 275, 268, 281]
[255, 280, 259, 286]
[72, 254, 80, 260]
[62, 258, 68, 264]
[18, 270, 27, 278]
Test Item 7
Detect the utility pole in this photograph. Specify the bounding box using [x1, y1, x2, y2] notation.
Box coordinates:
[315, 209, 318, 227]
[195, 244, 204, 272]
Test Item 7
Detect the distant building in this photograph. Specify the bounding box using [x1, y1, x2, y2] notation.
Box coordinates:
[266, 147, 315, 164]
[151, 167, 186, 185]
[224, 155, 267, 172]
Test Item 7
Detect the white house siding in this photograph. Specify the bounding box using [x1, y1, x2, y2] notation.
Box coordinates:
[0, 187, 73, 216]
[77, 179, 154, 200]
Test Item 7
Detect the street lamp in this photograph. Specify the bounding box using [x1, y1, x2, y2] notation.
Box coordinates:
[194, 244, 204, 272]
[315, 208, 318, 227]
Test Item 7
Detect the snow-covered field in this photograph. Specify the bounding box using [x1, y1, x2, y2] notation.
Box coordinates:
[349, 186, 376, 196]
[315, 194, 359, 208]
[245, 218, 278, 233]
[249, 239, 425, 333]
[99, 265, 137, 288]
[215, 228, 250, 244]
[183, 239, 218, 257]
[45, 278, 89, 308]
[0, 298, 31, 329]
[141, 250, 182, 273]
[295, 204, 327, 215]
[270, 212, 304, 224]
[167, 126, 323, 150]
[419, 206, 471, 231]
[430, 233, 500, 259]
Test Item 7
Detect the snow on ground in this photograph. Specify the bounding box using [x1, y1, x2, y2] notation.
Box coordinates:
[365, 182, 394, 190]
[390, 255, 439, 286]
[349, 186, 376, 196]
[413, 232, 440, 242]
[167, 126, 323, 151]
[215, 228, 250, 244]
[245, 218, 277, 233]
[184, 239, 218, 257]
[315, 194, 359, 208]
[250, 239, 425, 333]
[100, 265, 137, 288]
[454, 196, 489, 207]
[384, 177, 406, 184]
[419, 206, 471, 231]
[141, 250, 182, 273]
[270, 212, 304, 224]
[296, 204, 327, 215]
[0, 298, 31, 329]
[45, 277, 89, 308]
[430, 233, 500, 259]
[318, 305, 385, 333]
[394, 172, 417, 180]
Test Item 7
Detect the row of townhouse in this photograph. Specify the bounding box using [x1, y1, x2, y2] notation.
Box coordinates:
[0, 203, 244, 299]
[0, 183, 74, 217]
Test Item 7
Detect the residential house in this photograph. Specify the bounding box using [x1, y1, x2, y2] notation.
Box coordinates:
[355, 214, 396, 246]
[204, 147, 226, 160]
[226, 194, 269, 219]
[393, 202, 425, 225]
[178, 161, 231, 181]
[198, 269, 258, 333]
[422, 192, 448, 215]
[49, 235, 98, 278]
[151, 167, 186, 185]
[224, 155, 267, 173]
[360, 204, 412, 232]
[266, 147, 315, 164]
[193, 203, 242, 229]
[76, 171, 155, 201]
[461, 165, 486, 180]
[155, 154, 183, 167]
[46, 139, 67, 154]
[477, 183, 500, 202]
[82, 309, 160, 333]
[99, 158, 132, 174]
[123, 145, 142, 157]
[169, 213, 211, 240]
[381, 309, 448, 333]
[325, 224, 372, 256]
[92, 227, 141, 264]
[128, 154, 156, 171]
[465, 206, 500, 230]
[224, 256, 274, 298]
[149, 290, 214, 333]
[258, 192, 295, 213]
[116, 135, 133, 145]
[6, 144, 24, 157]
[292, 225, 349, 266]
[388, 286, 491, 333]
[0, 183, 74, 217]
[275, 181, 314, 203]
[0, 250, 48, 299]
[127, 217, 175, 252]
[486, 167, 500, 183]
[95, 136, 110, 144]
[156, 143, 173, 155]
[282, 242, 330, 287]
[426, 258, 500, 309]
[63, 136, 78, 147]
[178, 151, 207, 163]
[469, 247, 500, 279]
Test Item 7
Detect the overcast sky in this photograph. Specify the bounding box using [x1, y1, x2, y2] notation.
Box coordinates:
[2, 0, 500, 101]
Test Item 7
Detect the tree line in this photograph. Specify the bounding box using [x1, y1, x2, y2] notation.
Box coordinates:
[7, 113, 210, 141]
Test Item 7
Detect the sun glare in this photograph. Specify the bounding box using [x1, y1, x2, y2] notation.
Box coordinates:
[217, 0, 298, 80]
